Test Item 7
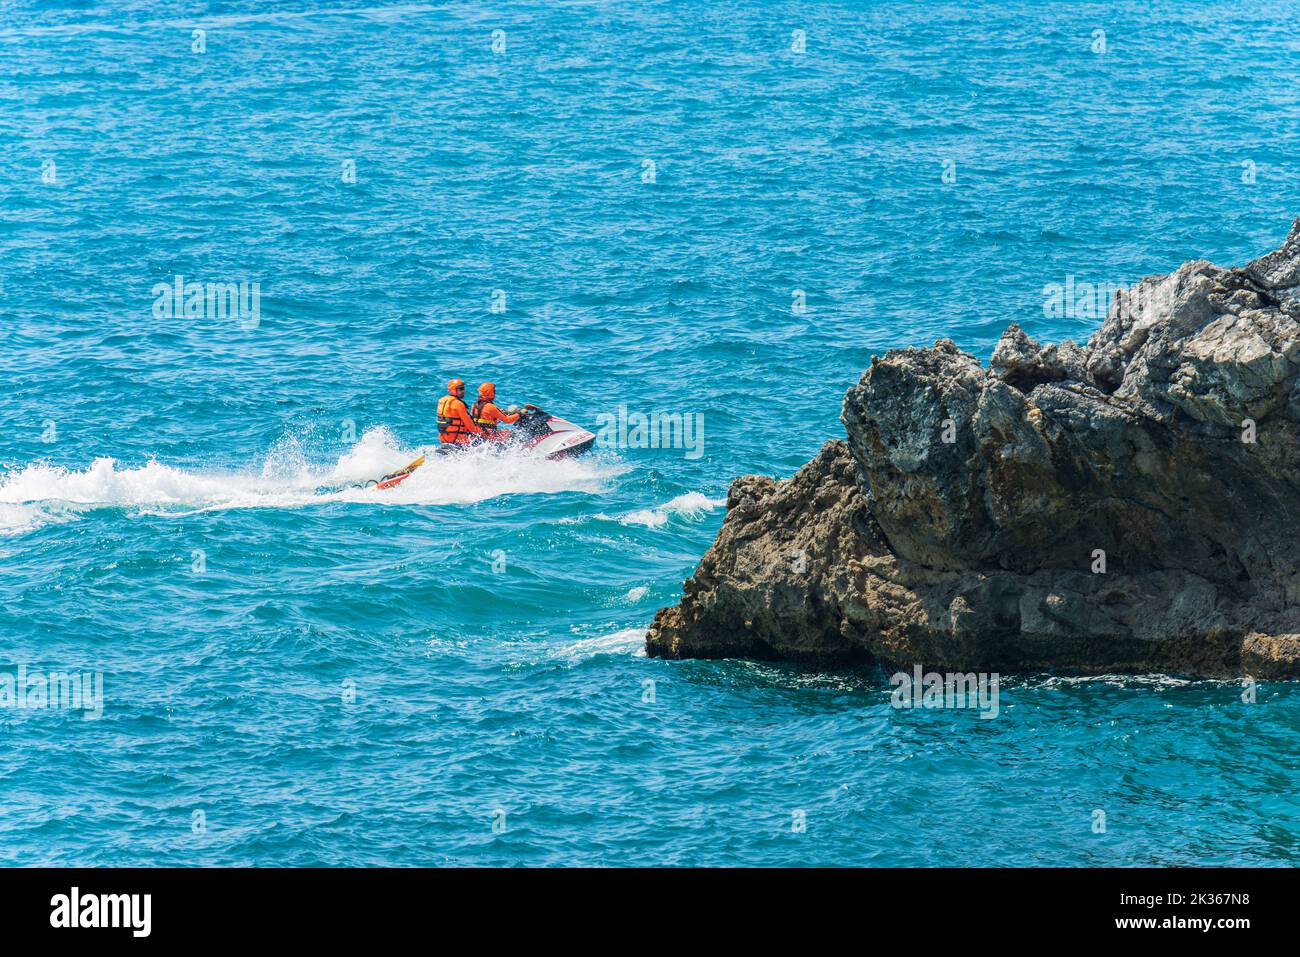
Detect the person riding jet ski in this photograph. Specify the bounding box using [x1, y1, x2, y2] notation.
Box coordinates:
[436, 378, 483, 446]
[435, 378, 594, 458]
[469, 382, 520, 442]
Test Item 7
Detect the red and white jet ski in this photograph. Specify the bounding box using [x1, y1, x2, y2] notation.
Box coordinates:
[508, 404, 597, 459]
[433, 404, 596, 460]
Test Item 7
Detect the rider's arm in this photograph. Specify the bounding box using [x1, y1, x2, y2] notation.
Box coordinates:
[457, 402, 483, 433]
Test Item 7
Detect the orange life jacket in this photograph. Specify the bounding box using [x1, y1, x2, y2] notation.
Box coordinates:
[436, 395, 477, 444]
[470, 398, 506, 440]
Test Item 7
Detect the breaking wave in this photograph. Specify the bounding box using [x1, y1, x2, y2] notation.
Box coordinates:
[617, 492, 726, 529]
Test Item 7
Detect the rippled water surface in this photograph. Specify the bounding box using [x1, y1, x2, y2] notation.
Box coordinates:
[2, 0, 1299, 865]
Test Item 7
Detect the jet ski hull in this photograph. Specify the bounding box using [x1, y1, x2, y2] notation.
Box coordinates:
[518, 413, 596, 459]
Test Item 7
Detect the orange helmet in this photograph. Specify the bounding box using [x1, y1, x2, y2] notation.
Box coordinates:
[477, 382, 496, 400]
[448, 378, 465, 396]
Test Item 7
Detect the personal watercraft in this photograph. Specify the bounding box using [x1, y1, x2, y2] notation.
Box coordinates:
[435, 404, 596, 460]
[504, 404, 597, 459]
[350, 405, 594, 492]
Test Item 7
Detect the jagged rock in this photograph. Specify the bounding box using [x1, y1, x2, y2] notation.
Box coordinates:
[646, 218, 1300, 677]
[991, 324, 1090, 392]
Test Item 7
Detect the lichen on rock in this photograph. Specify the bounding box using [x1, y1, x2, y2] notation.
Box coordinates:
[646, 218, 1300, 677]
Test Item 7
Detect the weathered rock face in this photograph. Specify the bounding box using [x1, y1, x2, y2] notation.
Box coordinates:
[646, 218, 1300, 677]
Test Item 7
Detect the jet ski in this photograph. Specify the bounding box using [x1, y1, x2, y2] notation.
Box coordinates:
[434, 404, 596, 459]
[507, 404, 597, 459]
[342, 405, 593, 493]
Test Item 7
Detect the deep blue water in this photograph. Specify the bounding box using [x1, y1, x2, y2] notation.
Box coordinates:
[2, 0, 1300, 866]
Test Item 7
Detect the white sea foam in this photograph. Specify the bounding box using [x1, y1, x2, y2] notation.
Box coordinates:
[618, 492, 725, 529]
[500, 627, 648, 671]
[1027, 674, 1205, 689]
[0, 427, 623, 535]
[554, 628, 648, 662]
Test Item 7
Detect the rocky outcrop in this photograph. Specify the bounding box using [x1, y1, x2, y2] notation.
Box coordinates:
[647, 219, 1300, 677]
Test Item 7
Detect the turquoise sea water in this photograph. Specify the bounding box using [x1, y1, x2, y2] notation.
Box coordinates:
[2, 0, 1300, 866]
